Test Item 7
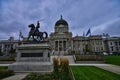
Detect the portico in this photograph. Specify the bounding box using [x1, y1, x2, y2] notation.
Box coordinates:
[49, 15, 72, 54]
[54, 40, 67, 51]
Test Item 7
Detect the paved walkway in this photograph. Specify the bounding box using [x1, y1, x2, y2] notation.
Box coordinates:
[2, 63, 120, 80]
[1, 55, 120, 80]
[70, 63, 109, 66]
[0, 64, 10, 66]
[95, 64, 120, 75]
[2, 73, 28, 80]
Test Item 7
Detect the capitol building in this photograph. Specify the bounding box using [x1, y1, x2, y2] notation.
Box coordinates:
[49, 16, 72, 54]
[0, 16, 120, 56]
[49, 16, 105, 55]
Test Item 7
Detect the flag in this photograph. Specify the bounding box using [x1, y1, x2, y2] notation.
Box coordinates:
[86, 28, 91, 36]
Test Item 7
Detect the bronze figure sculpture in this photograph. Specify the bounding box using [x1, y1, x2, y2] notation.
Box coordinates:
[27, 21, 48, 41]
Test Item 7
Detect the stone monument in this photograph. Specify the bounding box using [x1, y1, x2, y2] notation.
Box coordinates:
[8, 21, 53, 72]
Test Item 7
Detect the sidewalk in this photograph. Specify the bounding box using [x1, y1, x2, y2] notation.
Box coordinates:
[0, 64, 10, 66]
[2, 73, 28, 80]
[1, 63, 120, 80]
[95, 64, 120, 75]
[70, 63, 109, 66]
[1, 57, 120, 80]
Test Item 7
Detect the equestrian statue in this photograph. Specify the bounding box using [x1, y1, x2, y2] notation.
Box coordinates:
[27, 21, 48, 41]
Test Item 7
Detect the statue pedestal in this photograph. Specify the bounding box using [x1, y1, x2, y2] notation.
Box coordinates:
[8, 43, 53, 73]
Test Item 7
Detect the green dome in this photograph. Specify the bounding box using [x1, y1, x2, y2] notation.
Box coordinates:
[55, 15, 68, 26]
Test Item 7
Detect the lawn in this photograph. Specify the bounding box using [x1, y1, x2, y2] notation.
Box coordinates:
[0, 66, 14, 79]
[0, 66, 8, 70]
[71, 66, 120, 80]
[105, 55, 120, 66]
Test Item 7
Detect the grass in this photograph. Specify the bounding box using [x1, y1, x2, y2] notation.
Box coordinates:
[23, 72, 72, 80]
[105, 55, 120, 66]
[71, 66, 120, 80]
[0, 66, 8, 70]
[0, 66, 14, 79]
[23, 73, 54, 80]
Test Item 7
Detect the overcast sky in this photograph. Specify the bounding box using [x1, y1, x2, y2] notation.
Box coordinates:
[0, 0, 120, 39]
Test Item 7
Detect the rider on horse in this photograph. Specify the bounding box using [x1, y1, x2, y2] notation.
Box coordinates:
[27, 21, 48, 41]
[34, 21, 40, 35]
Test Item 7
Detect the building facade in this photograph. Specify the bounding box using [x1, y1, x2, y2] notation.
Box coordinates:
[104, 37, 120, 54]
[49, 16, 72, 54]
[0, 37, 19, 56]
[72, 35, 105, 54]
[49, 16, 106, 54]
[0, 16, 120, 56]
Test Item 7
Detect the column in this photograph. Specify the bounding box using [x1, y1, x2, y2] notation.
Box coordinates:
[62, 40, 63, 51]
[58, 40, 59, 51]
[63, 40, 64, 51]
[55, 41, 58, 51]
[59, 41, 62, 51]
[63, 40, 66, 51]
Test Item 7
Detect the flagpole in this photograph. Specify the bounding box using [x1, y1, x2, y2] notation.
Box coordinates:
[19, 30, 20, 41]
[83, 31, 85, 54]
[90, 28, 91, 36]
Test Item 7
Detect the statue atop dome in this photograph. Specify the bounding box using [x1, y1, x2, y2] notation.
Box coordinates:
[60, 15, 63, 20]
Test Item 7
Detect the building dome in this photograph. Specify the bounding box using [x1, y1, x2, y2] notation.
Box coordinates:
[55, 15, 68, 26]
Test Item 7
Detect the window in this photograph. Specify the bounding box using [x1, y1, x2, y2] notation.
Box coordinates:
[96, 41, 98, 45]
[55, 41, 58, 51]
[110, 42, 112, 45]
[11, 44, 13, 48]
[116, 47, 118, 51]
[5, 44, 7, 48]
[111, 47, 113, 51]
[63, 41, 66, 51]
[96, 47, 98, 51]
[101, 47, 103, 51]
[59, 41, 62, 51]
[114, 42, 117, 46]
[100, 41, 102, 45]
[92, 41, 94, 45]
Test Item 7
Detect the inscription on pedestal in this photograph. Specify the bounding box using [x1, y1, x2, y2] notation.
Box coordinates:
[21, 53, 43, 57]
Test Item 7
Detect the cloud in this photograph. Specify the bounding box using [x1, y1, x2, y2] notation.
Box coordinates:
[0, 0, 120, 39]
[92, 18, 120, 35]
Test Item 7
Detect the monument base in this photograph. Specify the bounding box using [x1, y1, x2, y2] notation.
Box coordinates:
[9, 62, 53, 73]
[8, 43, 53, 73]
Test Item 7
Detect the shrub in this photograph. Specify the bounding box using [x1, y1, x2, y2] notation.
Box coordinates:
[0, 66, 8, 70]
[24, 57, 71, 80]
[0, 57, 16, 61]
[60, 57, 70, 80]
[53, 57, 59, 78]
[23, 73, 53, 80]
[75, 55, 104, 61]
[60, 57, 69, 73]
[0, 70, 14, 79]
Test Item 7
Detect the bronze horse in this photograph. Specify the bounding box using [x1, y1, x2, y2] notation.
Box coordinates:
[27, 23, 48, 41]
